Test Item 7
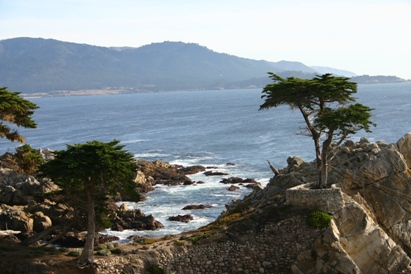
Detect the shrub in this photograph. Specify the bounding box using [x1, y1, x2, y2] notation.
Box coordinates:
[146, 265, 165, 274]
[106, 242, 115, 250]
[174, 241, 185, 246]
[67, 249, 81, 257]
[97, 249, 111, 256]
[111, 248, 123, 254]
[189, 232, 212, 244]
[95, 243, 107, 251]
[307, 209, 333, 229]
[137, 237, 160, 245]
[14, 144, 45, 174]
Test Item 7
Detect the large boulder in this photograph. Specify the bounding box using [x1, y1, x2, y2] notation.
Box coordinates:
[396, 132, 411, 167]
[134, 170, 154, 193]
[38, 148, 54, 161]
[111, 206, 164, 231]
[0, 205, 33, 232]
[178, 165, 206, 175]
[168, 214, 193, 223]
[27, 199, 72, 227]
[33, 211, 52, 232]
[182, 204, 212, 210]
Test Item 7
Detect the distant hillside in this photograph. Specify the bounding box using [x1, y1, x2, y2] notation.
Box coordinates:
[311, 66, 357, 77]
[350, 75, 409, 84]
[0, 38, 405, 94]
[0, 38, 320, 94]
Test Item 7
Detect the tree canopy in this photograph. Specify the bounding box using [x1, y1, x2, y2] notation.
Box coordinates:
[0, 87, 38, 143]
[260, 73, 375, 187]
[39, 140, 137, 266]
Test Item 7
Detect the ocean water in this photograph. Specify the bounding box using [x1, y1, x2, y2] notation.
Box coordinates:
[1, 82, 410, 239]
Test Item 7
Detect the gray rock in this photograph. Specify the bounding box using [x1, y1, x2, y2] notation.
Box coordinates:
[396, 132, 411, 167]
[33, 211, 52, 232]
[0, 205, 33, 232]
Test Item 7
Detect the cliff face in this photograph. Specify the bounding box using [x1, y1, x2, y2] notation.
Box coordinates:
[239, 132, 411, 273]
[211, 133, 411, 273]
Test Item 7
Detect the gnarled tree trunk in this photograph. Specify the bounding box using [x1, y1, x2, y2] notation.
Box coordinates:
[78, 186, 95, 266]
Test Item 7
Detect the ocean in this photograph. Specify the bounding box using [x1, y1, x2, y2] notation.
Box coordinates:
[1, 82, 410, 239]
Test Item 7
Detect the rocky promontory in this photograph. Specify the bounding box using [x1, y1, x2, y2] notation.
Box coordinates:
[3, 133, 411, 273]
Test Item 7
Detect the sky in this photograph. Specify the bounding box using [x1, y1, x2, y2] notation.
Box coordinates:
[1, 0, 411, 79]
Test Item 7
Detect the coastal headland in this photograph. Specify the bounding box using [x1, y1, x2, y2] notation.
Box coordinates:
[2, 133, 411, 273]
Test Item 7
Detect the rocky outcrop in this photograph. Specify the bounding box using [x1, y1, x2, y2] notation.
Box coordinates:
[284, 133, 411, 273]
[182, 204, 212, 210]
[169, 214, 194, 223]
[397, 132, 411, 167]
[204, 171, 228, 176]
[0, 158, 209, 235]
[32, 211, 52, 232]
[219, 132, 411, 273]
[111, 204, 164, 231]
[292, 195, 411, 273]
[219, 177, 259, 185]
[325, 135, 411, 259]
[135, 159, 205, 186]
[227, 185, 240, 191]
[0, 171, 59, 205]
[0, 204, 33, 232]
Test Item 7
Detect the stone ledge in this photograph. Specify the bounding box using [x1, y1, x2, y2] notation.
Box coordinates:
[285, 184, 344, 214]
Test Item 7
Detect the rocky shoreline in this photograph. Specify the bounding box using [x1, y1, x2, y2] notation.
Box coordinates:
[2, 133, 411, 273]
[0, 154, 261, 248]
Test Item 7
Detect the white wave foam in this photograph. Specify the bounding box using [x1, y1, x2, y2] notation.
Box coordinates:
[134, 152, 170, 158]
[121, 139, 148, 144]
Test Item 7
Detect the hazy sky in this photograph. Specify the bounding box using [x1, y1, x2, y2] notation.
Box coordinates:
[1, 0, 411, 79]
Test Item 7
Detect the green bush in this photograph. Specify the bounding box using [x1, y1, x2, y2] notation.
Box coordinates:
[66, 249, 81, 257]
[146, 265, 165, 274]
[95, 243, 107, 251]
[188, 232, 212, 244]
[111, 248, 123, 254]
[307, 209, 333, 229]
[95, 242, 115, 251]
[174, 241, 185, 246]
[14, 144, 45, 174]
[106, 242, 115, 250]
[97, 249, 111, 256]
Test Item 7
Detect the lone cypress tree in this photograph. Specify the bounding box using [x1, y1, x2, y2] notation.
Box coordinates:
[260, 73, 375, 188]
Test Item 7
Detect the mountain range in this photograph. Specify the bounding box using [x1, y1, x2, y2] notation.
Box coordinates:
[0, 38, 406, 94]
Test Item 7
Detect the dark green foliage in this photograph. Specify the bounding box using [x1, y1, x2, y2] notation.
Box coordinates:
[95, 242, 119, 256]
[39, 140, 137, 265]
[95, 244, 109, 251]
[146, 265, 165, 274]
[96, 249, 111, 256]
[40, 140, 135, 190]
[111, 248, 123, 254]
[39, 140, 137, 202]
[307, 209, 333, 229]
[174, 241, 185, 246]
[0, 87, 38, 143]
[188, 233, 212, 244]
[66, 250, 81, 257]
